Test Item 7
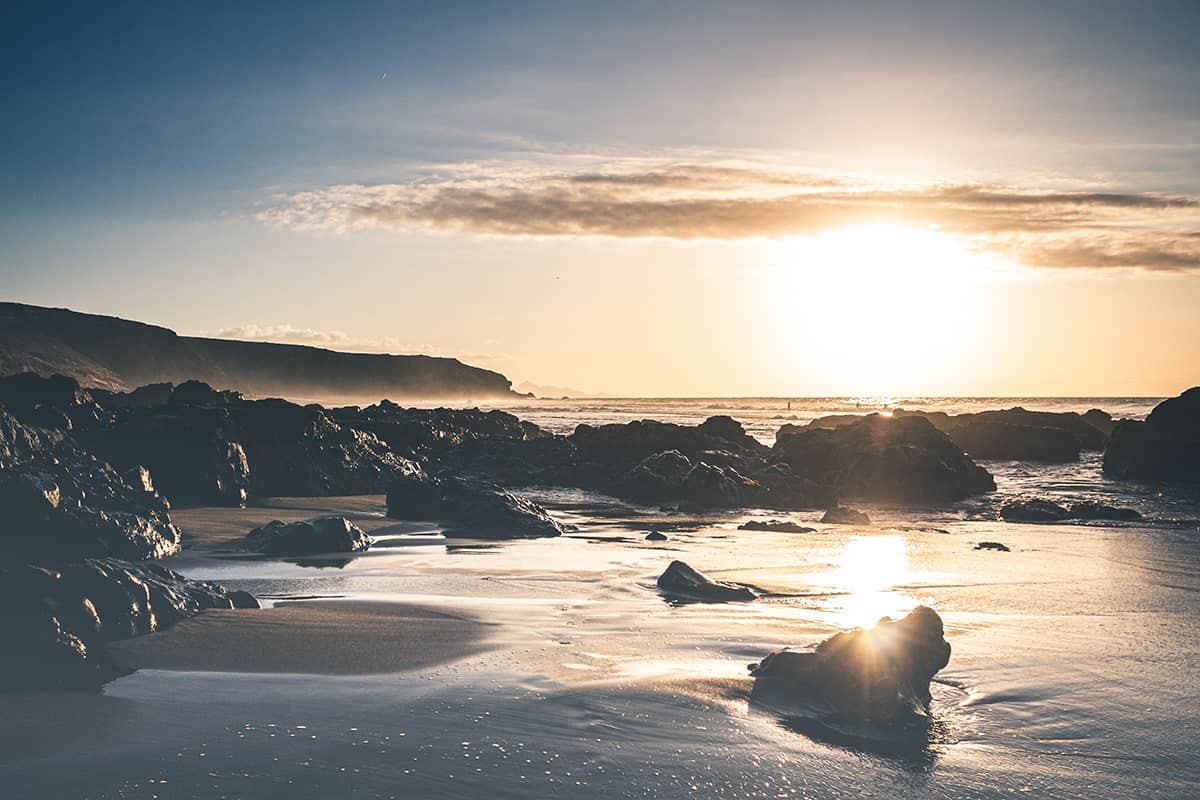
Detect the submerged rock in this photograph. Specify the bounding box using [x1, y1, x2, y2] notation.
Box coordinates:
[644, 531, 669, 541]
[821, 507, 872, 525]
[1103, 387, 1200, 484]
[749, 606, 951, 723]
[1000, 498, 1142, 523]
[244, 516, 372, 556]
[656, 560, 757, 603]
[772, 415, 995, 504]
[0, 558, 257, 692]
[386, 474, 563, 539]
[738, 519, 816, 533]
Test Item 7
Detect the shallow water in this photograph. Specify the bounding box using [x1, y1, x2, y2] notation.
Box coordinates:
[3, 397, 1199, 799]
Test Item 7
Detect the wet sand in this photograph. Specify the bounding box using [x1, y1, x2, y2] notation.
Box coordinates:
[108, 600, 490, 675]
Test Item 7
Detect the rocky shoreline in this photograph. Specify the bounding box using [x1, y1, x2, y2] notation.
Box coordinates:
[1, 371, 1197, 696]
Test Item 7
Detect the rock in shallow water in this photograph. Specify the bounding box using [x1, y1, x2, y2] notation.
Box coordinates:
[0, 558, 257, 692]
[386, 474, 563, 539]
[244, 516, 372, 555]
[821, 506, 872, 525]
[749, 606, 951, 723]
[737, 519, 816, 533]
[1103, 387, 1200, 484]
[999, 498, 1142, 523]
[656, 560, 757, 603]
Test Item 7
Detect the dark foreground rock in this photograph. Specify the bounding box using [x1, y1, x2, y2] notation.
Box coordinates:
[656, 560, 757, 603]
[0, 406, 180, 562]
[244, 517, 372, 555]
[999, 498, 1142, 523]
[821, 507, 872, 525]
[644, 531, 669, 541]
[0, 558, 257, 692]
[772, 415, 995, 503]
[749, 606, 951, 723]
[975, 541, 1010, 551]
[737, 520, 816, 533]
[1103, 387, 1200, 484]
[386, 474, 564, 539]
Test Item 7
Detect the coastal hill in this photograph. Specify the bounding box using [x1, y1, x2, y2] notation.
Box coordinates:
[0, 302, 517, 399]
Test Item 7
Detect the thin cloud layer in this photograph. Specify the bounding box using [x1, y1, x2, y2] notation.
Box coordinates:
[256, 161, 1200, 272]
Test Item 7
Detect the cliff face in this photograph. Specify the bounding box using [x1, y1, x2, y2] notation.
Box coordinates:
[0, 303, 515, 399]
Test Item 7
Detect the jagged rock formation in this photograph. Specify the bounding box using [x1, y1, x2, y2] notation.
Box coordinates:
[0, 559, 257, 692]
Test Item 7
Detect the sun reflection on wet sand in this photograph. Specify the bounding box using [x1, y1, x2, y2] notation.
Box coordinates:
[824, 535, 918, 629]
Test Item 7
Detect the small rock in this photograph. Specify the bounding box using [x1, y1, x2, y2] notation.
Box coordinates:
[821, 506, 872, 525]
[974, 541, 1010, 552]
[644, 531, 668, 541]
[244, 516, 372, 556]
[737, 519, 816, 533]
[657, 560, 756, 603]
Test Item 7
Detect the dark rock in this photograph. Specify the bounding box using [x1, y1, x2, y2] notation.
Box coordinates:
[170, 380, 242, 407]
[331, 401, 543, 461]
[974, 541, 1010, 552]
[656, 560, 757, 603]
[738, 519, 816, 533]
[80, 403, 250, 507]
[0, 372, 105, 432]
[894, 407, 1111, 452]
[613, 450, 694, 502]
[244, 516, 373, 555]
[1103, 388, 1200, 484]
[0, 558, 257, 692]
[0, 407, 180, 562]
[570, 416, 768, 472]
[821, 507, 872, 525]
[772, 414, 995, 503]
[999, 498, 1142, 523]
[386, 474, 563, 539]
[92, 382, 174, 409]
[678, 462, 758, 509]
[749, 606, 951, 723]
[943, 421, 1081, 463]
[644, 531, 669, 541]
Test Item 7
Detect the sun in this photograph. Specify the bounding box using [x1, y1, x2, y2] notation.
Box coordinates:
[767, 223, 998, 393]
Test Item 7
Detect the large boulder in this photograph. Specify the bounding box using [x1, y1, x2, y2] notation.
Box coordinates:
[895, 407, 1112, 453]
[750, 606, 951, 723]
[331, 400, 543, 460]
[386, 474, 564, 539]
[244, 516, 372, 555]
[1102, 388, 1200, 484]
[656, 560, 757, 603]
[80, 404, 250, 507]
[0, 558, 257, 692]
[570, 416, 768, 472]
[943, 420, 1080, 463]
[771, 414, 995, 503]
[0, 407, 180, 562]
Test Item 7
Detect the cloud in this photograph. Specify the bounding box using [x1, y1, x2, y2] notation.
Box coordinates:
[212, 324, 510, 365]
[255, 160, 1200, 272]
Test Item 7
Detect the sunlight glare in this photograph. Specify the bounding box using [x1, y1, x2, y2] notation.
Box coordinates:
[828, 534, 916, 629]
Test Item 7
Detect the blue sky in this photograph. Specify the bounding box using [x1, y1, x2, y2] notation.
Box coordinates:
[3, 1, 1199, 394]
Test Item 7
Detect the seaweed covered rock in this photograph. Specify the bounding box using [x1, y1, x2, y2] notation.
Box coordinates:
[1102, 388, 1200, 484]
[0, 559, 257, 692]
[750, 606, 951, 723]
[386, 474, 563, 539]
[245, 516, 372, 555]
[772, 414, 995, 503]
[656, 560, 757, 603]
[0, 407, 180, 562]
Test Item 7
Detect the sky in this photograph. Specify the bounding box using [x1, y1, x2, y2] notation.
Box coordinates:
[3, 1, 1199, 397]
